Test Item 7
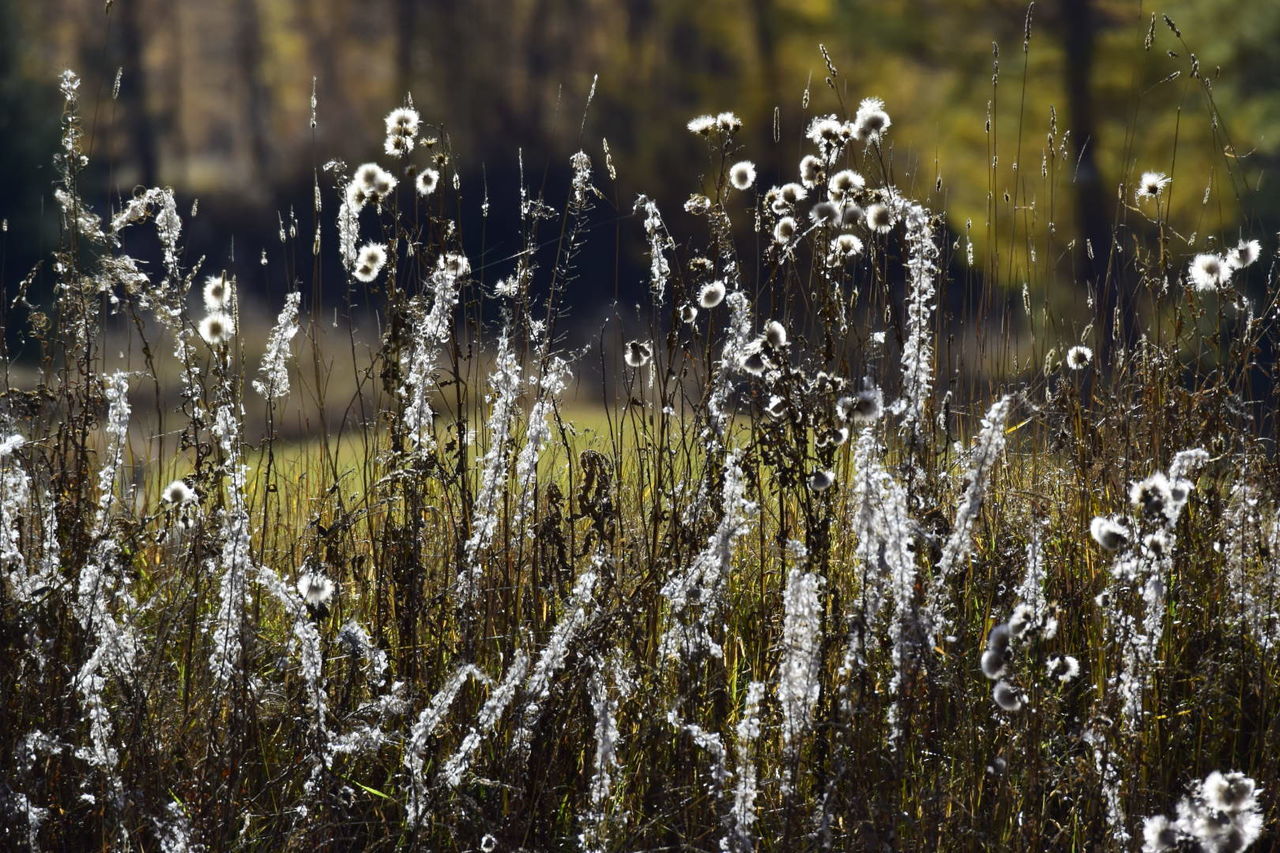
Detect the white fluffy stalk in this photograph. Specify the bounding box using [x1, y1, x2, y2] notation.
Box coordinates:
[634, 194, 674, 306]
[208, 402, 255, 691]
[441, 651, 529, 788]
[400, 264, 464, 450]
[0, 434, 32, 590]
[403, 664, 488, 828]
[72, 373, 140, 820]
[660, 451, 756, 661]
[252, 292, 301, 399]
[926, 395, 1012, 643]
[722, 681, 765, 853]
[706, 291, 755, 437]
[579, 653, 633, 853]
[887, 191, 939, 438]
[458, 333, 522, 605]
[512, 355, 571, 534]
[777, 557, 824, 760]
[512, 555, 603, 756]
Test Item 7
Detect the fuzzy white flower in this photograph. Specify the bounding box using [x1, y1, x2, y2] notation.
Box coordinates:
[866, 202, 893, 234]
[687, 114, 716, 135]
[810, 201, 841, 227]
[729, 160, 756, 191]
[624, 340, 652, 368]
[832, 233, 863, 258]
[1090, 516, 1129, 552]
[837, 388, 883, 425]
[808, 470, 835, 492]
[296, 572, 335, 608]
[202, 274, 231, 312]
[1136, 171, 1170, 202]
[162, 480, 196, 505]
[853, 97, 891, 141]
[1066, 345, 1093, 370]
[764, 320, 787, 348]
[1226, 238, 1261, 270]
[699, 280, 726, 309]
[828, 169, 866, 200]
[799, 154, 824, 189]
[199, 312, 235, 346]
[1188, 253, 1232, 292]
[716, 111, 743, 133]
[773, 216, 798, 244]
[1047, 655, 1080, 683]
[992, 680, 1023, 711]
[353, 242, 388, 283]
[415, 168, 440, 196]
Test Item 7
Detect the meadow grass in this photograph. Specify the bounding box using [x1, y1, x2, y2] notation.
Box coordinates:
[2, 27, 1280, 851]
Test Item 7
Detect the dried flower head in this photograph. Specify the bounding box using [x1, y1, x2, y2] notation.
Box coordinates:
[1090, 516, 1130, 552]
[1066, 345, 1093, 370]
[687, 114, 716, 135]
[624, 340, 652, 368]
[202, 274, 231, 312]
[831, 233, 864, 258]
[199, 312, 235, 346]
[296, 572, 335, 608]
[162, 480, 196, 505]
[680, 303, 698, 324]
[808, 470, 835, 492]
[866, 203, 893, 234]
[1130, 472, 1174, 519]
[729, 160, 756, 191]
[1226, 239, 1261, 270]
[699, 280, 726, 309]
[1047, 655, 1080, 683]
[853, 97, 892, 141]
[810, 201, 841, 227]
[764, 320, 787, 348]
[837, 389, 884, 425]
[354, 242, 388, 282]
[981, 648, 1008, 680]
[992, 680, 1023, 712]
[1136, 171, 1170, 202]
[779, 183, 808, 205]
[416, 168, 440, 196]
[773, 216, 798, 244]
[799, 154, 824, 189]
[828, 169, 866, 200]
[1189, 253, 1232, 292]
[716, 111, 743, 133]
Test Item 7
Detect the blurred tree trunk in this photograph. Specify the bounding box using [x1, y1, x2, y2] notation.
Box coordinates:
[236, 0, 273, 193]
[116, 0, 159, 186]
[1061, 0, 1133, 365]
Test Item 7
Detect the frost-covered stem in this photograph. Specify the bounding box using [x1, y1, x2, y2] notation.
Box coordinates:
[400, 266, 464, 451]
[512, 355, 571, 534]
[512, 554, 604, 756]
[887, 191, 939, 439]
[458, 332, 521, 605]
[252, 292, 301, 400]
[722, 681, 765, 853]
[926, 395, 1012, 643]
[208, 401, 255, 691]
[403, 664, 488, 828]
[777, 560, 824, 765]
[579, 654, 632, 853]
[660, 450, 756, 661]
[634, 194, 674, 306]
[442, 651, 529, 788]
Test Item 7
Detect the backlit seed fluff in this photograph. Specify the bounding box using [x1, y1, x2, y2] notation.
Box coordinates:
[440, 253, 470, 278]
[837, 389, 883, 424]
[1202, 771, 1257, 813]
[986, 622, 1012, 653]
[699, 280, 726, 309]
[981, 648, 1008, 680]
[1090, 516, 1129, 552]
[1189, 253, 1232, 292]
[799, 154, 824, 188]
[1136, 171, 1170, 202]
[765, 395, 786, 418]
[764, 320, 788, 348]
[810, 201, 841, 227]
[1130, 472, 1173, 518]
[296, 572, 335, 608]
[866, 203, 893, 233]
[162, 480, 195, 504]
[680, 303, 698, 324]
[199, 312, 235, 346]
[808, 470, 835, 491]
[385, 107, 420, 138]
[742, 351, 767, 376]
[729, 160, 756, 191]
[773, 216, 798, 244]
[416, 168, 440, 196]
[1226, 238, 1261, 270]
[853, 97, 892, 140]
[1047, 655, 1080, 683]
[624, 340, 652, 368]
[353, 242, 388, 283]
[992, 680, 1023, 712]
[828, 169, 866, 199]
[715, 111, 743, 133]
[832, 234, 864, 257]
[203, 275, 231, 311]
[1066, 345, 1093, 370]
[779, 182, 808, 204]
[684, 194, 712, 215]
[687, 114, 716, 135]
[354, 162, 397, 198]
[841, 203, 865, 230]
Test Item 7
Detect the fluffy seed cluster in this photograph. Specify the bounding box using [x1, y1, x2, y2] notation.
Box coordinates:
[1142, 771, 1264, 852]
